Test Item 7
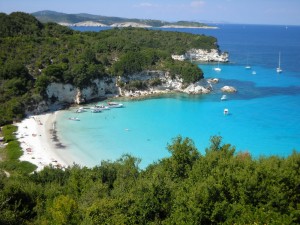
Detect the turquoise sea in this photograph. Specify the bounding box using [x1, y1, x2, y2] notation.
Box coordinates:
[57, 25, 300, 168]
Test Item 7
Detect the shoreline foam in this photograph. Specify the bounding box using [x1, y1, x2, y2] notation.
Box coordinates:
[16, 112, 77, 171]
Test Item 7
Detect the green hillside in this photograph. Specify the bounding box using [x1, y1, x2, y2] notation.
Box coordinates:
[0, 12, 217, 125]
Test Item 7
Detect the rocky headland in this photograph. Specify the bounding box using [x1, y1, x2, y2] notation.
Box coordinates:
[58, 21, 218, 29]
[221, 86, 237, 93]
[111, 22, 152, 28]
[26, 48, 235, 115]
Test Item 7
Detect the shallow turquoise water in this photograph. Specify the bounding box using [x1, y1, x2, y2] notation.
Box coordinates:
[57, 25, 300, 168]
[56, 63, 300, 168]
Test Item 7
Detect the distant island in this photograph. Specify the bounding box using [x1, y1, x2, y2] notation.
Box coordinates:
[32, 10, 218, 28]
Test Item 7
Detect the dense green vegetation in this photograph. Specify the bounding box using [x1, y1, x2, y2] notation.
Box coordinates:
[32, 10, 211, 28]
[0, 125, 37, 174]
[0, 12, 217, 126]
[0, 135, 299, 224]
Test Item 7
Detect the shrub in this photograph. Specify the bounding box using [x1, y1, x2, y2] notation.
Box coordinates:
[149, 78, 162, 87]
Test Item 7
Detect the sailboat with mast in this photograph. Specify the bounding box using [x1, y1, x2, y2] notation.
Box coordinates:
[245, 54, 251, 69]
[214, 60, 221, 72]
[276, 52, 282, 73]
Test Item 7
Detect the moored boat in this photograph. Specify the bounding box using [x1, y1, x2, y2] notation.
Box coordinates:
[107, 102, 123, 108]
[245, 54, 251, 69]
[91, 108, 102, 113]
[69, 117, 80, 121]
[95, 104, 110, 110]
[75, 107, 87, 113]
[224, 108, 229, 115]
[214, 61, 221, 72]
[276, 52, 283, 73]
[221, 95, 227, 101]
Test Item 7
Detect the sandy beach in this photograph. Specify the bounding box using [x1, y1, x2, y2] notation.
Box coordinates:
[16, 112, 77, 171]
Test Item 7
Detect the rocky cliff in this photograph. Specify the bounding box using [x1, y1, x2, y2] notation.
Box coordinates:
[46, 77, 118, 104]
[172, 49, 229, 62]
[37, 48, 230, 112]
[119, 70, 212, 98]
[27, 69, 236, 116]
[44, 70, 212, 106]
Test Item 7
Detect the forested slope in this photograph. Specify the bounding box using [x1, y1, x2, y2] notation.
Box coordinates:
[0, 135, 299, 224]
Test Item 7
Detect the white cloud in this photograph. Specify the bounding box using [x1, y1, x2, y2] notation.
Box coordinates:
[133, 2, 158, 8]
[190, 1, 205, 8]
[264, 7, 286, 14]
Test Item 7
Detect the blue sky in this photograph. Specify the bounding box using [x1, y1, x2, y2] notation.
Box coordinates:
[1, 0, 299, 25]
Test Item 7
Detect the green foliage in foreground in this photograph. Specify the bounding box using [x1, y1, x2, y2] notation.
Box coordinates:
[0, 135, 299, 224]
[1, 125, 18, 142]
[0, 125, 37, 174]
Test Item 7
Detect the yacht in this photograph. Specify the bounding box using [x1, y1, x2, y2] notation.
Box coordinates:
[75, 107, 87, 113]
[69, 117, 80, 121]
[214, 61, 221, 72]
[107, 102, 123, 108]
[91, 108, 102, 113]
[276, 52, 282, 73]
[95, 104, 110, 110]
[224, 108, 229, 115]
[245, 55, 251, 69]
[221, 95, 227, 101]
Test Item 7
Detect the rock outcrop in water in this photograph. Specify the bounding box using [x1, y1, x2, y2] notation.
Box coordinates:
[221, 86, 237, 93]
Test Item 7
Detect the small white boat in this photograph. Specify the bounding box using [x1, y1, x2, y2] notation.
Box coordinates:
[75, 107, 87, 113]
[224, 108, 229, 115]
[276, 52, 282, 73]
[252, 71, 256, 75]
[91, 108, 102, 113]
[245, 55, 251, 69]
[69, 117, 80, 121]
[95, 104, 110, 110]
[221, 95, 227, 101]
[107, 102, 123, 108]
[214, 61, 221, 72]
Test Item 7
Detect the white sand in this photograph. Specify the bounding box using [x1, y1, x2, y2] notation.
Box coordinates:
[16, 112, 76, 171]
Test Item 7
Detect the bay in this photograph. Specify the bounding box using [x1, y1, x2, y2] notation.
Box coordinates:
[57, 24, 300, 168]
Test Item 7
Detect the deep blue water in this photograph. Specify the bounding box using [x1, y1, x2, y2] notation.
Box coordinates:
[57, 25, 300, 168]
[72, 24, 300, 73]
